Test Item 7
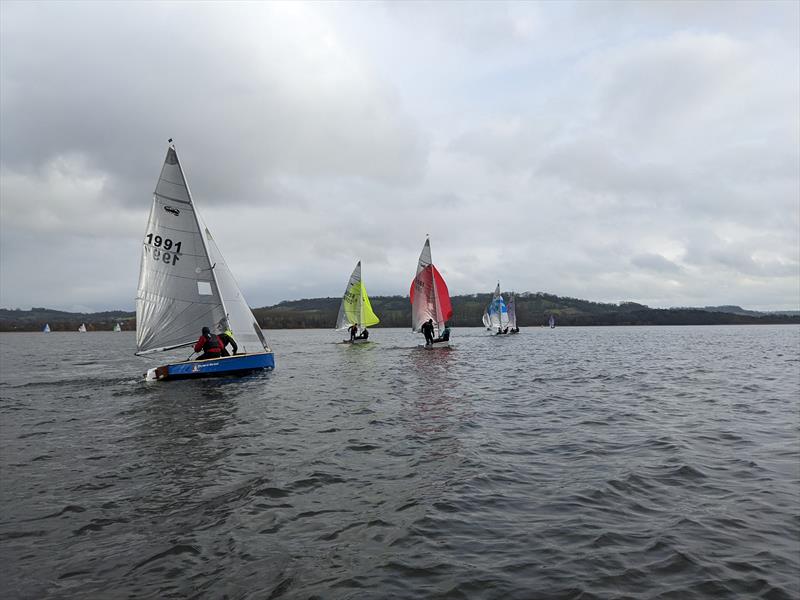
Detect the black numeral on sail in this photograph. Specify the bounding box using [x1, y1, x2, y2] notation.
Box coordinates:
[145, 233, 181, 265]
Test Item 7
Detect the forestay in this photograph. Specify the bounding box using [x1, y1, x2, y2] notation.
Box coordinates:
[335, 261, 380, 331]
[136, 145, 269, 355]
[410, 238, 453, 335]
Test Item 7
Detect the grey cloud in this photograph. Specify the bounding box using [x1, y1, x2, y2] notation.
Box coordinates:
[1, 2, 426, 209]
[631, 253, 683, 274]
[0, 2, 797, 313]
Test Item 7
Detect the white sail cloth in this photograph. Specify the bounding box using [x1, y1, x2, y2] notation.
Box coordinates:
[136, 146, 268, 355]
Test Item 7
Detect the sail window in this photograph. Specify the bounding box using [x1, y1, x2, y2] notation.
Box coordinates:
[197, 281, 213, 295]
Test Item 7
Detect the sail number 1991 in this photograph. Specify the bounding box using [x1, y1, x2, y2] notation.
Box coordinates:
[145, 233, 181, 266]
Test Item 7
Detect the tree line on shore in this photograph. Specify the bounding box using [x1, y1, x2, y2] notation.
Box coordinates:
[1, 293, 797, 331]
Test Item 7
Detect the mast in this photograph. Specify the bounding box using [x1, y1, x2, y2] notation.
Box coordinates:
[429, 236, 441, 336]
[358, 262, 364, 332]
[172, 142, 230, 330]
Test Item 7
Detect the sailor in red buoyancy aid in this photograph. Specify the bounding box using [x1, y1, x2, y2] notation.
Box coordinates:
[194, 327, 224, 360]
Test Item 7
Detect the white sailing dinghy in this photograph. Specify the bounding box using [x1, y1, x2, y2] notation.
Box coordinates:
[43, 323, 51, 333]
[508, 292, 519, 333]
[135, 143, 274, 381]
[78, 323, 87, 333]
[336, 261, 379, 344]
[113, 323, 122, 332]
[549, 314, 556, 328]
[410, 237, 453, 348]
[485, 283, 509, 334]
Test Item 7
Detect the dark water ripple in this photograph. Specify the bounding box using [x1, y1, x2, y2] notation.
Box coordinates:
[1, 326, 799, 599]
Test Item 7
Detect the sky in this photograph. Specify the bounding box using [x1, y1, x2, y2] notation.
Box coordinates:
[1, 0, 798, 312]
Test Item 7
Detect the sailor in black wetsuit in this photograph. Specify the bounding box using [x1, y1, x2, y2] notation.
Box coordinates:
[421, 319, 435, 345]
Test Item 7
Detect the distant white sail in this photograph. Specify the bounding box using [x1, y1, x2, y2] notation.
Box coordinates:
[486, 283, 509, 330]
[43, 323, 50, 333]
[549, 314, 556, 328]
[78, 323, 87, 333]
[135, 145, 270, 355]
[507, 293, 517, 330]
[113, 323, 122, 332]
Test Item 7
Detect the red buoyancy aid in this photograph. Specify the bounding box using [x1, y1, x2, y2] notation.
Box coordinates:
[194, 333, 223, 354]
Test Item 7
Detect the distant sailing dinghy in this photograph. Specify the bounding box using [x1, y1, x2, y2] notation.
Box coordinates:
[410, 237, 453, 348]
[113, 323, 122, 332]
[78, 323, 87, 333]
[336, 261, 379, 344]
[135, 143, 274, 381]
[43, 323, 51, 333]
[508, 292, 519, 333]
[549, 314, 556, 329]
[485, 283, 509, 334]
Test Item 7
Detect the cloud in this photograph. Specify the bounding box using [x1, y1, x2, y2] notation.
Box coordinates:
[0, 1, 798, 313]
[631, 253, 683, 274]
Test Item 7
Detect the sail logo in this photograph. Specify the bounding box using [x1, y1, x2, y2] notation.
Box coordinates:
[163, 206, 180, 216]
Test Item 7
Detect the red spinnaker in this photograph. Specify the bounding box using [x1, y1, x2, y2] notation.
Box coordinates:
[431, 265, 452, 322]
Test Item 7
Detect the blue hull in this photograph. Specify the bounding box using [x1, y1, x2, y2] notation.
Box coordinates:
[150, 352, 275, 381]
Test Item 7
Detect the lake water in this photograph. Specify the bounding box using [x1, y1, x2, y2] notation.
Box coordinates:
[1, 326, 798, 599]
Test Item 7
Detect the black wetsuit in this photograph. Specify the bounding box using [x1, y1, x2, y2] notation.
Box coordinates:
[421, 321, 435, 345]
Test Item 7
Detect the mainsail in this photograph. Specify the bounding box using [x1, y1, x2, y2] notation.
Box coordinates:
[410, 237, 452, 335]
[43, 324, 50, 333]
[487, 283, 509, 330]
[135, 145, 270, 356]
[78, 323, 87, 333]
[335, 261, 380, 331]
[507, 292, 517, 330]
[113, 323, 122, 332]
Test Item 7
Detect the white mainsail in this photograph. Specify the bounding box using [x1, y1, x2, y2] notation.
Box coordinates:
[482, 306, 491, 329]
[135, 145, 269, 356]
[507, 292, 517, 330]
[78, 323, 87, 333]
[113, 323, 122, 332]
[43, 323, 50, 333]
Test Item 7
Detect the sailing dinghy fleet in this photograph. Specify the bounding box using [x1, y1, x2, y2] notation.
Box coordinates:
[127, 142, 539, 381]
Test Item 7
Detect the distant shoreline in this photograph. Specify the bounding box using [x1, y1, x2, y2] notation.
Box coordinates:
[2, 292, 798, 332]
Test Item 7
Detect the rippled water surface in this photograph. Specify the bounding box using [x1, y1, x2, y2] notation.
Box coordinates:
[1, 326, 799, 599]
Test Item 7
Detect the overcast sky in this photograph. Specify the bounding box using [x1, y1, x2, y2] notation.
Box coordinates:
[1, 1, 798, 312]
